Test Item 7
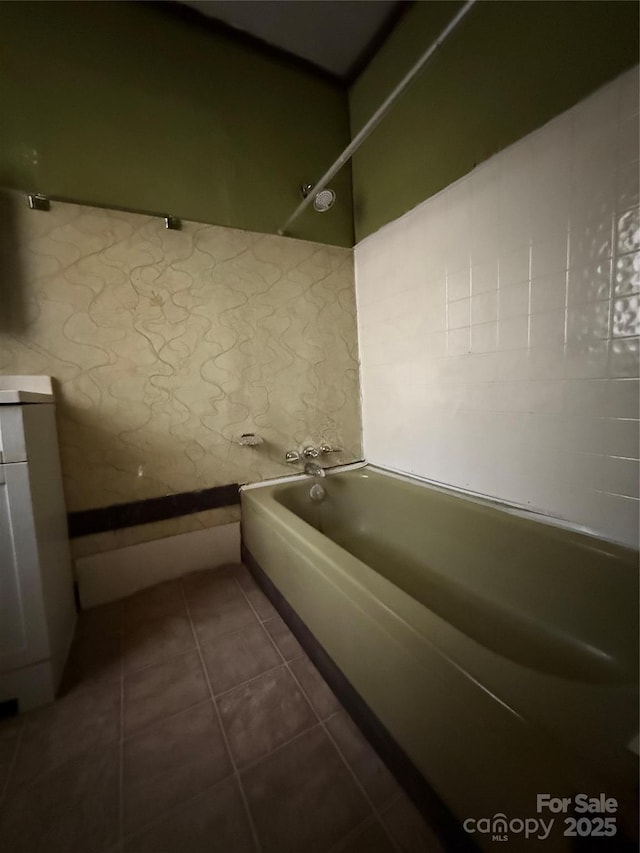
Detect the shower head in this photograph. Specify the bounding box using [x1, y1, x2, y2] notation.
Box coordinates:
[312, 189, 336, 212]
[300, 183, 336, 213]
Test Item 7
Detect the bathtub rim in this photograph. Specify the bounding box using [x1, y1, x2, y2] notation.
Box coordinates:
[240, 459, 366, 491]
[241, 462, 639, 553]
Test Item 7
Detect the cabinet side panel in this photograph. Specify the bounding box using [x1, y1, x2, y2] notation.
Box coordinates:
[21, 405, 76, 686]
[0, 474, 27, 656]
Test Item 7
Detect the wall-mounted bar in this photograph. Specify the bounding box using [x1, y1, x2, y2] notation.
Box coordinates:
[25, 192, 181, 230]
[277, 0, 477, 236]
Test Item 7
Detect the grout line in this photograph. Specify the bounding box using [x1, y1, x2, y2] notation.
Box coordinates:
[321, 723, 402, 853]
[233, 571, 403, 853]
[122, 698, 213, 743]
[123, 653, 287, 734]
[179, 578, 264, 853]
[324, 814, 386, 853]
[212, 659, 287, 700]
[122, 643, 199, 681]
[236, 722, 325, 777]
[121, 599, 268, 682]
[119, 774, 243, 847]
[119, 583, 238, 744]
[0, 719, 25, 808]
[121, 641, 295, 741]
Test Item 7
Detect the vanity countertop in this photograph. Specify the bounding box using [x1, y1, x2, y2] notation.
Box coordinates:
[0, 376, 55, 404]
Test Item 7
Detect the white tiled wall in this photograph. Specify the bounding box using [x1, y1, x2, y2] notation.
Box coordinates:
[355, 67, 639, 547]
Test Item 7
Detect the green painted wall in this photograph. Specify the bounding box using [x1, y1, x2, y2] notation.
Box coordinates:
[349, 0, 639, 243]
[0, 1, 353, 246]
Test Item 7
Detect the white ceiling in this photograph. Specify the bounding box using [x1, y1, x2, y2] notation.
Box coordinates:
[181, 0, 402, 78]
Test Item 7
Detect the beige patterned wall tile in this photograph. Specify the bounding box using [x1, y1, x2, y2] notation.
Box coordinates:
[0, 191, 362, 514]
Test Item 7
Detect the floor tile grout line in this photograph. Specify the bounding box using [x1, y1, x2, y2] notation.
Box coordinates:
[179, 578, 264, 853]
[378, 788, 404, 812]
[233, 721, 324, 776]
[321, 722, 402, 853]
[234, 571, 403, 853]
[324, 814, 386, 853]
[0, 720, 25, 809]
[122, 697, 214, 743]
[122, 573, 285, 682]
[2, 725, 122, 798]
[213, 659, 286, 700]
[119, 773, 237, 846]
[122, 609, 268, 680]
[120, 594, 275, 681]
[122, 644, 199, 682]
[123, 666, 303, 746]
[121, 580, 274, 678]
[297, 688, 402, 851]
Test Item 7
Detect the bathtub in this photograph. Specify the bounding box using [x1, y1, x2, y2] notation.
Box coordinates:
[241, 466, 639, 851]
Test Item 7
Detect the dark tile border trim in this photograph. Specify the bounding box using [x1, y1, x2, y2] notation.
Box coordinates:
[68, 483, 240, 538]
[241, 543, 479, 853]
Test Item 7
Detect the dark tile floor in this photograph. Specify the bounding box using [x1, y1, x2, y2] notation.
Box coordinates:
[0, 563, 444, 853]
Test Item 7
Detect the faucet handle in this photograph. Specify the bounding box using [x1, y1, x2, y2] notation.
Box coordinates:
[285, 450, 300, 463]
[319, 444, 342, 454]
[302, 446, 319, 459]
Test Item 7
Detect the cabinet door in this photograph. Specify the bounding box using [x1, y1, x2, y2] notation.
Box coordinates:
[0, 462, 48, 668]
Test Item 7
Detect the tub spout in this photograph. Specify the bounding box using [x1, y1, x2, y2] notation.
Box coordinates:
[304, 461, 325, 478]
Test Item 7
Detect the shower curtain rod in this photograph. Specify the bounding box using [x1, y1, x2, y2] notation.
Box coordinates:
[277, 0, 477, 237]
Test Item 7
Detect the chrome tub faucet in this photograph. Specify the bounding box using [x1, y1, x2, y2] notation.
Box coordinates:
[304, 461, 325, 478]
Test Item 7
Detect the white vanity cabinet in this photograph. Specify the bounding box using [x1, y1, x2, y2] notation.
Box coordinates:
[0, 377, 76, 711]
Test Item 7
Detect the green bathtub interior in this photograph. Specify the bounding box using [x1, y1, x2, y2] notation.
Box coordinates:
[241, 465, 639, 851]
[274, 470, 638, 686]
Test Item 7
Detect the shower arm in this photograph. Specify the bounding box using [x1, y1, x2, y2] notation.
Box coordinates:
[277, 0, 477, 237]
